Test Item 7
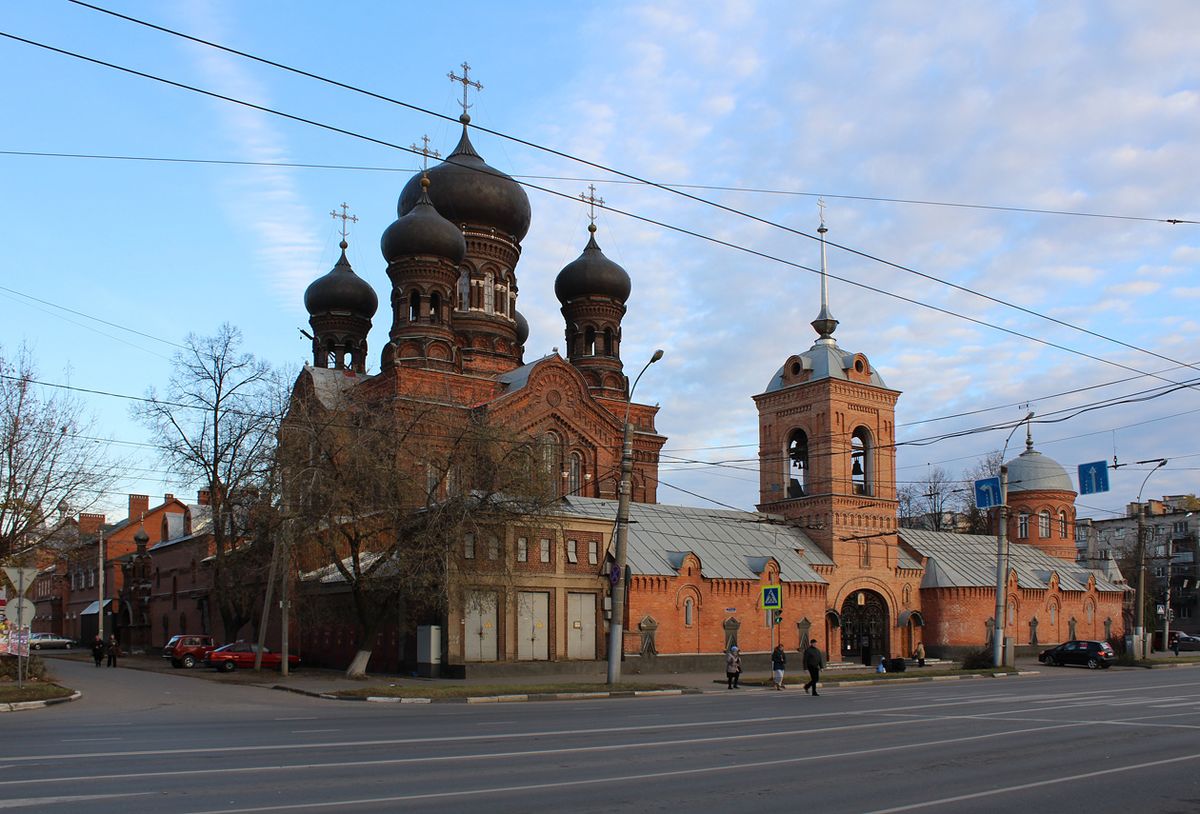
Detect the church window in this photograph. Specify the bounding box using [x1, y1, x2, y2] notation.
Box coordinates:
[787, 429, 808, 498]
[517, 537, 528, 563]
[464, 533, 475, 560]
[584, 327, 596, 356]
[684, 598, 694, 627]
[567, 539, 578, 564]
[588, 540, 598, 564]
[1058, 511, 1068, 539]
[409, 290, 421, 322]
[851, 427, 873, 496]
[495, 279, 508, 316]
[1039, 510, 1051, 538]
[539, 538, 551, 563]
[540, 433, 562, 494]
[429, 292, 441, 323]
[484, 270, 495, 313]
[1018, 512, 1029, 539]
[604, 328, 615, 357]
[568, 452, 583, 495]
[457, 270, 469, 309]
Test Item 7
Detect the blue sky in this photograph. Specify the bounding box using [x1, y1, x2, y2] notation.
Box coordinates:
[3, 0, 1198, 523]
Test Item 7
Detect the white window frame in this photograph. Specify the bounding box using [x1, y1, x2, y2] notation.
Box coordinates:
[567, 539, 578, 564]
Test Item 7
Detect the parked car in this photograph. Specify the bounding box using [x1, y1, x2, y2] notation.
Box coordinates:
[1174, 633, 1200, 652]
[1039, 639, 1115, 669]
[29, 633, 75, 650]
[162, 634, 216, 668]
[204, 642, 300, 673]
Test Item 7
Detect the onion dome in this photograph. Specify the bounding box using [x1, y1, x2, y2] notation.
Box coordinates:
[304, 242, 379, 319]
[381, 177, 466, 264]
[1006, 435, 1074, 493]
[514, 310, 529, 346]
[554, 224, 632, 304]
[396, 115, 531, 242]
[134, 527, 149, 545]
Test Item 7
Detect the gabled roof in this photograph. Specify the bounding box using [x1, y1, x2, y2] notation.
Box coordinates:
[559, 496, 831, 583]
[900, 528, 1126, 593]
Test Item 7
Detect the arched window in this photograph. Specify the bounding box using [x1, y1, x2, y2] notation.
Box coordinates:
[851, 427, 873, 496]
[1018, 512, 1029, 539]
[787, 429, 808, 498]
[540, 432, 562, 494]
[457, 269, 470, 310]
[604, 328, 614, 357]
[1039, 510, 1051, 538]
[483, 270, 495, 313]
[1058, 510, 1067, 539]
[584, 327, 596, 356]
[684, 597, 694, 627]
[429, 292, 441, 324]
[409, 290, 421, 322]
[568, 452, 583, 495]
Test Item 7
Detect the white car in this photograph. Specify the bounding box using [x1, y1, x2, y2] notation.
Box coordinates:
[29, 632, 76, 650]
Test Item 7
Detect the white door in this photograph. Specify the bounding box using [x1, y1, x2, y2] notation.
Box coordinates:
[464, 591, 498, 662]
[516, 592, 549, 661]
[567, 592, 597, 660]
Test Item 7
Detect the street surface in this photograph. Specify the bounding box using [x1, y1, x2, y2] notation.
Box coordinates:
[2, 656, 1199, 813]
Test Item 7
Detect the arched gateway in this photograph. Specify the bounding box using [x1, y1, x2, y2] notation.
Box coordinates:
[840, 589, 888, 666]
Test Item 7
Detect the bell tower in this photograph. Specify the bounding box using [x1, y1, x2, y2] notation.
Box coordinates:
[753, 213, 900, 560]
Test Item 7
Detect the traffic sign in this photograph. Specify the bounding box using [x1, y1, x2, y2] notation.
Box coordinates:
[974, 477, 1001, 510]
[3, 567, 39, 595]
[761, 585, 782, 610]
[1078, 461, 1110, 495]
[1, 597, 35, 626]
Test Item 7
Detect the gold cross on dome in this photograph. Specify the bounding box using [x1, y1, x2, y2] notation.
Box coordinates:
[448, 61, 483, 116]
[410, 134, 440, 172]
[330, 202, 358, 241]
[580, 184, 605, 226]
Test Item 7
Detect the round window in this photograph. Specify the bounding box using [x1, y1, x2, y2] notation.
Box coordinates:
[790, 362, 801, 376]
[854, 359, 865, 373]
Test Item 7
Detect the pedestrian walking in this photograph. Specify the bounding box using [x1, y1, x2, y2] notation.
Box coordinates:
[105, 634, 119, 668]
[91, 635, 105, 667]
[913, 641, 926, 668]
[725, 646, 742, 689]
[771, 643, 787, 689]
[1172, 634, 1180, 657]
[876, 655, 888, 673]
[802, 639, 825, 696]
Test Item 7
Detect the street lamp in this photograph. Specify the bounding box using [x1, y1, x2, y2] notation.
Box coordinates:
[607, 348, 663, 686]
[992, 412, 1033, 668]
[1133, 458, 1168, 658]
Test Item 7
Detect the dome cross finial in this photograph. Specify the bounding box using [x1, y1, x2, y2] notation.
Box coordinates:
[330, 202, 358, 243]
[448, 61, 483, 120]
[410, 134, 440, 174]
[580, 184, 605, 229]
[811, 199, 839, 341]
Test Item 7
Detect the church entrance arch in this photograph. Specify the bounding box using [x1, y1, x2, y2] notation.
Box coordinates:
[840, 590, 888, 666]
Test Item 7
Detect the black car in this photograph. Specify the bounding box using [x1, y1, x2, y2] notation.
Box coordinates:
[1173, 633, 1200, 652]
[1039, 639, 1115, 669]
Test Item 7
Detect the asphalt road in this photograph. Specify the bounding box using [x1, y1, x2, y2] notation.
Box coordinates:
[3, 657, 1199, 813]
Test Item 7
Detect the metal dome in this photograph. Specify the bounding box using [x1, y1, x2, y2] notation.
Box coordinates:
[304, 243, 379, 319]
[381, 180, 466, 264]
[554, 226, 632, 304]
[1006, 443, 1074, 493]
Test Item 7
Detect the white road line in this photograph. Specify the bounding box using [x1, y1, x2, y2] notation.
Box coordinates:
[0, 792, 153, 809]
[59, 738, 121, 743]
[290, 729, 339, 734]
[274, 717, 318, 721]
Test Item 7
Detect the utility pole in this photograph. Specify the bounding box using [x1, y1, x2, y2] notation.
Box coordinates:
[97, 528, 105, 643]
[991, 465, 1009, 667]
[1131, 459, 1167, 659]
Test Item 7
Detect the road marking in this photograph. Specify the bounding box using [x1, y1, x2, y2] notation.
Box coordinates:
[290, 729, 339, 734]
[60, 738, 121, 743]
[474, 721, 517, 726]
[274, 717, 318, 721]
[864, 751, 1200, 813]
[0, 792, 152, 809]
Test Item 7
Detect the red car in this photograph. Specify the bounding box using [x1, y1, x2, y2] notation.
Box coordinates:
[204, 642, 300, 672]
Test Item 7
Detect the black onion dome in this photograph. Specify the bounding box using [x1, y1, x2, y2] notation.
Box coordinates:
[304, 242, 379, 318]
[134, 527, 149, 545]
[381, 179, 466, 263]
[514, 310, 529, 346]
[397, 120, 531, 242]
[554, 225, 632, 304]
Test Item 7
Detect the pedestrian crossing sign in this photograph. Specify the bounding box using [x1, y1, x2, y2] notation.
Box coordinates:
[761, 585, 782, 610]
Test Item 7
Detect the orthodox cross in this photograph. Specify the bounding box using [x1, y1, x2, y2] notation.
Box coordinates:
[330, 202, 358, 241]
[410, 134, 440, 172]
[448, 61, 483, 116]
[817, 197, 827, 227]
[580, 184, 605, 226]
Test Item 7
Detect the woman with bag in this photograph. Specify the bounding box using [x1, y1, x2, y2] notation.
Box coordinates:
[725, 646, 742, 689]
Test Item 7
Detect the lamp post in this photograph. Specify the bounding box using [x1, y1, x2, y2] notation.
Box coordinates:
[1133, 458, 1167, 659]
[607, 348, 663, 686]
[992, 412, 1033, 668]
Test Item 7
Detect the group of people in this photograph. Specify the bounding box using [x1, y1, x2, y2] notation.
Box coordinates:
[726, 639, 827, 695]
[91, 634, 120, 668]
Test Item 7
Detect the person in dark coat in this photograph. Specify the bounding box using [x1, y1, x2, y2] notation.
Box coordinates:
[91, 635, 105, 667]
[105, 635, 119, 668]
[802, 639, 825, 696]
[771, 644, 787, 690]
[725, 646, 742, 689]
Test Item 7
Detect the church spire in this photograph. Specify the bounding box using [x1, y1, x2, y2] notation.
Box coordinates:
[811, 199, 839, 342]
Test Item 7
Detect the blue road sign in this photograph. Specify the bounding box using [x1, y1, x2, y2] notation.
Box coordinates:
[1078, 461, 1110, 495]
[974, 477, 1001, 510]
[761, 585, 782, 610]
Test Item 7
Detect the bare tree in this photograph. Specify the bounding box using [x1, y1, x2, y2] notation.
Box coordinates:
[896, 484, 923, 529]
[0, 344, 122, 563]
[282, 378, 560, 677]
[134, 325, 286, 640]
[958, 451, 1005, 534]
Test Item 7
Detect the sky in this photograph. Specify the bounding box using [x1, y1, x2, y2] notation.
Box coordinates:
[2, 0, 1198, 525]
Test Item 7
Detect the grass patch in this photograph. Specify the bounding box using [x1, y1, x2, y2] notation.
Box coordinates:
[0, 682, 74, 704]
[332, 681, 687, 699]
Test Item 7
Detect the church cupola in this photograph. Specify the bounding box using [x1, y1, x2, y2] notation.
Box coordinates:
[555, 189, 631, 399]
[393, 65, 530, 376]
[304, 212, 378, 373]
[381, 170, 467, 372]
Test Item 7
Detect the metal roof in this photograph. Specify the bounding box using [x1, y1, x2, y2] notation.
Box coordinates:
[762, 339, 888, 392]
[900, 529, 1126, 593]
[559, 496, 831, 583]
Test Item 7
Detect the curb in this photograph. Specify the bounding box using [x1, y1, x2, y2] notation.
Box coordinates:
[271, 685, 700, 704]
[0, 690, 81, 713]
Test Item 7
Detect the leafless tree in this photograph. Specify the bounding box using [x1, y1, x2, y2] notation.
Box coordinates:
[281, 378, 560, 677]
[134, 324, 287, 640]
[0, 344, 122, 564]
[958, 451, 1005, 534]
